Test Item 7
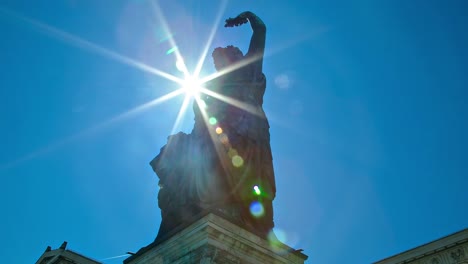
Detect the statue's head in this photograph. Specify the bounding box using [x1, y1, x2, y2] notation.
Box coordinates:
[212, 45, 244, 71]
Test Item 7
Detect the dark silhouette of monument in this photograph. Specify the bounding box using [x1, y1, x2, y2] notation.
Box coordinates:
[151, 11, 275, 241]
[123, 11, 307, 264]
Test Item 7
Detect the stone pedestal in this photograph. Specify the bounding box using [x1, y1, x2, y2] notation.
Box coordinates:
[124, 213, 308, 264]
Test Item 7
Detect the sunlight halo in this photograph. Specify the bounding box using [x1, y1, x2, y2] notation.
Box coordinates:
[182, 75, 203, 99]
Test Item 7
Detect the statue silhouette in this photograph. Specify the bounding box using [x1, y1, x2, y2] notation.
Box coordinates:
[151, 11, 275, 241]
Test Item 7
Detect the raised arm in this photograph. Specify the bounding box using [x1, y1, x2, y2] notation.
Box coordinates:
[225, 11, 266, 76]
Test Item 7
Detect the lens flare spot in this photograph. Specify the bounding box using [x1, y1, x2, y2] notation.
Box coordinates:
[232, 155, 244, 168]
[232, 155, 243, 167]
[267, 228, 299, 254]
[253, 185, 261, 195]
[220, 134, 229, 145]
[274, 229, 287, 243]
[216, 127, 223, 134]
[232, 155, 244, 167]
[176, 59, 185, 72]
[249, 201, 264, 218]
[166, 46, 178, 55]
[274, 73, 291, 89]
[209, 117, 217, 125]
[267, 230, 285, 254]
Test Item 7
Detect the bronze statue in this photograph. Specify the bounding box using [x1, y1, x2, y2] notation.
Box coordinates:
[151, 11, 275, 241]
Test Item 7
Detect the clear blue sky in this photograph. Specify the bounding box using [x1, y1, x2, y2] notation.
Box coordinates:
[1, 1, 467, 263]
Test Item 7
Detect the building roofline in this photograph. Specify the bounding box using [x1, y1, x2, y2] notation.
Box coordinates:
[374, 228, 468, 263]
[35, 242, 102, 264]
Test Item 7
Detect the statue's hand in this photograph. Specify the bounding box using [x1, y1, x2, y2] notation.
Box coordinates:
[224, 13, 249, 27]
[225, 16, 248, 27]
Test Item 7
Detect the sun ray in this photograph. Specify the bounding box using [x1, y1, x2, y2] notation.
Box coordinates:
[0, 7, 184, 85]
[192, 96, 248, 197]
[199, 87, 265, 118]
[193, 0, 228, 78]
[0, 89, 184, 171]
[99, 89, 185, 127]
[198, 25, 329, 85]
[193, 96, 232, 177]
[149, 0, 190, 78]
[198, 53, 263, 84]
[170, 94, 192, 135]
[100, 254, 131, 261]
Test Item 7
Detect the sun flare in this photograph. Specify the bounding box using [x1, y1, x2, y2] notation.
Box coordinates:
[182, 75, 202, 99]
[1, 1, 269, 169]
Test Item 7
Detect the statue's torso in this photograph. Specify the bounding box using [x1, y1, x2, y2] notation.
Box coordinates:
[201, 68, 270, 142]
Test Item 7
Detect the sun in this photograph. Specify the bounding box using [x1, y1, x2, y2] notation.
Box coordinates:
[181, 75, 202, 99]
